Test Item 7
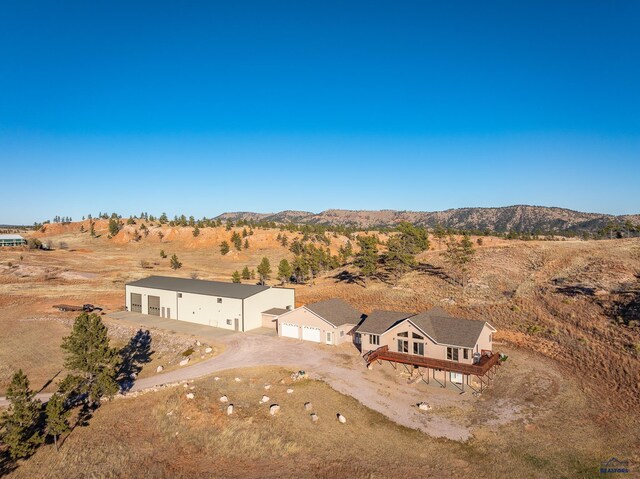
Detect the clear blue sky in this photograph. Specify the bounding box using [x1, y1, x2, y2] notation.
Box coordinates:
[1, 1, 638, 224]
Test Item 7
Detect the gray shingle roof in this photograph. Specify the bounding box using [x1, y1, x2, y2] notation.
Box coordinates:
[356, 310, 415, 335]
[305, 298, 364, 327]
[357, 306, 491, 348]
[410, 310, 487, 349]
[126, 276, 270, 299]
[262, 307, 289, 316]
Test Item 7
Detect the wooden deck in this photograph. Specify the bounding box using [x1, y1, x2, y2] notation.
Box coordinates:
[364, 345, 501, 377]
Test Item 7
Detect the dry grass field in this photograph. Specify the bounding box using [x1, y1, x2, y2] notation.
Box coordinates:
[0, 220, 639, 477]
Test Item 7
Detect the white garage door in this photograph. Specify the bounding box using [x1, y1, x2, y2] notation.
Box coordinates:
[281, 323, 299, 339]
[302, 326, 321, 343]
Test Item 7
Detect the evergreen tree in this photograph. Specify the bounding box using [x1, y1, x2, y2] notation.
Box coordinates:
[250, 269, 256, 280]
[192, 225, 200, 237]
[159, 212, 168, 224]
[384, 236, 416, 285]
[433, 224, 446, 248]
[231, 270, 241, 283]
[45, 393, 70, 452]
[277, 259, 292, 284]
[280, 234, 288, 247]
[231, 231, 242, 250]
[108, 218, 121, 237]
[242, 228, 248, 238]
[444, 234, 476, 287]
[257, 257, 271, 285]
[89, 220, 96, 237]
[160, 249, 167, 259]
[59, 313, 121, 407]
[354, 235, 379, 287]
[220, 241, 230, 255]
[241, 266, 251, 280]
[170, 254, 182, 270]
[243, 238, 249, 249]
[0, 370, 43, 459]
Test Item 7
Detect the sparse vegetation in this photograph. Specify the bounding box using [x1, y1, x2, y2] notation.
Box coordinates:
[170, 254, 182, 270]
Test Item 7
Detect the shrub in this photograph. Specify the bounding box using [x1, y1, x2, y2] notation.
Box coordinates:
[181, 348, 195, 357]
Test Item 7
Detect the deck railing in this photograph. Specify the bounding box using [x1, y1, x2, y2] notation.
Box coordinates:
[365, 345, 500, 376]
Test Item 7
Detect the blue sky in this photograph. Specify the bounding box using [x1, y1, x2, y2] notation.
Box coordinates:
[1, 1, 638, 224]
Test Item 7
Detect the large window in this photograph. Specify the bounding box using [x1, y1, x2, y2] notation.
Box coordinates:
[412, 332, 424, 340]
[447, 347, 459, 361]
[463, 348, 469, 360]
[413, 342, 424, 355]
[397, 339, 409, 353]
[397, 331, 408, 337]
[370, 334, 380, 346]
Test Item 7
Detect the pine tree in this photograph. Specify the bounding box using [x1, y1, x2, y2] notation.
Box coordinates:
[242, 228, 248, 238]
[231, 231, 242, 250]
[160, 249, 167, 259]
[0, 370, 43, 459]
[108, 218, 121, 237]
[220, 241, 230, 255]
[257, 257, 271, 285]
[231, 270, 241, 283]
[354, 236, 378, 287]
[384, 236, 416, 285]
[170, 254, 182, 270]
[89, 220, 96, 237]
[277, 259, 292, 284]
[59, 313, 121, 407]
[250, 269, 256, 280]
[444, 234, 476, 287]
[241, 266, 251, 280]
[192, 225, 200, 237]
[45, 393, 70, 452]
[243, 238, 249, 249]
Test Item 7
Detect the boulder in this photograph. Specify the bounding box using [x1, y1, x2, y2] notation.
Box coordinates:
[179, 358, 190, 366]
[196, 340, 201, 346]
[417, 402, 432, 411]
[311, 413, 318, 422]
[337, 414, 346, 424]
[260, 395, 270, 404]
[219, 395, 229, 403]
[130, 373, 137, 379]
[269, 404, 280, 416]
[264, 384, 271, 390]
[205, 347, 213, 353]
[286, 388, 294, 394]
[234, 377, 241, 382]
[226, 404, 234, 415]
[304, 402, 312, 411]
[214, 376, 220, 381]
[156, 365, 164, 373]
[185, 393, 195, 400]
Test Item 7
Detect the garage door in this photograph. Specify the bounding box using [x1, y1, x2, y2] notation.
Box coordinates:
[148, 295, 160, 316]
[302, 326, 321, 343]
[280, 323, 299, 339]
[130, 293, 142, 313]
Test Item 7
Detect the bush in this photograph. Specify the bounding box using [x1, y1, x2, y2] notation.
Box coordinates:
[181, 348, 195, 357]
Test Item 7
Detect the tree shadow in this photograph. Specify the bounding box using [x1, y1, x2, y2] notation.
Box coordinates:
[37, 370, 62, 394]
[333, 270, 365, 287]
[59, 403, 93, 450]
[118, 329, 154, 392]
[416, 263, 458, 286]
[0, 449, 17, 476]
[555, 285, 596, 297]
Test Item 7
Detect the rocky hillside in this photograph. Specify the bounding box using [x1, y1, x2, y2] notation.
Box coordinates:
[216, 205, 640, 234]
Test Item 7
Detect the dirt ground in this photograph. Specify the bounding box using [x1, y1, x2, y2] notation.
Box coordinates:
[0, 221, 639, 477]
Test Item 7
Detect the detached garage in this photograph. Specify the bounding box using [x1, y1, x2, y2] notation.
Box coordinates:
[125, 276, 294, 332]
[276, 298, 364, 345]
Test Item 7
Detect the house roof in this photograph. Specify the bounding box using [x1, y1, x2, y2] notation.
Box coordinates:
[357, 306, 492, 349]
[0, 234, 26, 240]
[357, 310, 415, 335]
[262, 307, 289, 316]
[410, 310, 488, 349]
[305, 298, 364, 327]
[126, 275, 270, 299]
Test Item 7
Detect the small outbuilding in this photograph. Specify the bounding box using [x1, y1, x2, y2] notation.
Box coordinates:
[0, 234, 27, 247]
[277, 298, 364, 345]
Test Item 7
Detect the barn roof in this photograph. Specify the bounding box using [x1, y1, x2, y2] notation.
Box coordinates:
[126, 275, 271, 299]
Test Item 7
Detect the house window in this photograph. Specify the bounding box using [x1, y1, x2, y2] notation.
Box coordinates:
[397, 331, 408, 337]
[413, 342, 424, 355]
[370, 334, 380, 346]
[412, 332, 423, 340]
[489, 334, 492, 342]
[397, 339, 409, 353]
[463, 348, 469, 360]
[226, 319, 232, 325]
[354, 333, 361, 345]
[217, 298, 223, 303]
[326, 332, 332, 342]
[447, 347, 459, 361]
[340, 330, 345, 337]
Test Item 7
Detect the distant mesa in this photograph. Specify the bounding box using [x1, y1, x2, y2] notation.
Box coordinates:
[215, 205, 639, 234]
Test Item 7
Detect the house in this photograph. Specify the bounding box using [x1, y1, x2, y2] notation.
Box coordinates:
[125, 276, 294, 332]
[0, 234, 27, 247]
[276, 298, 364, 345]
[357, 306, 498, 390]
